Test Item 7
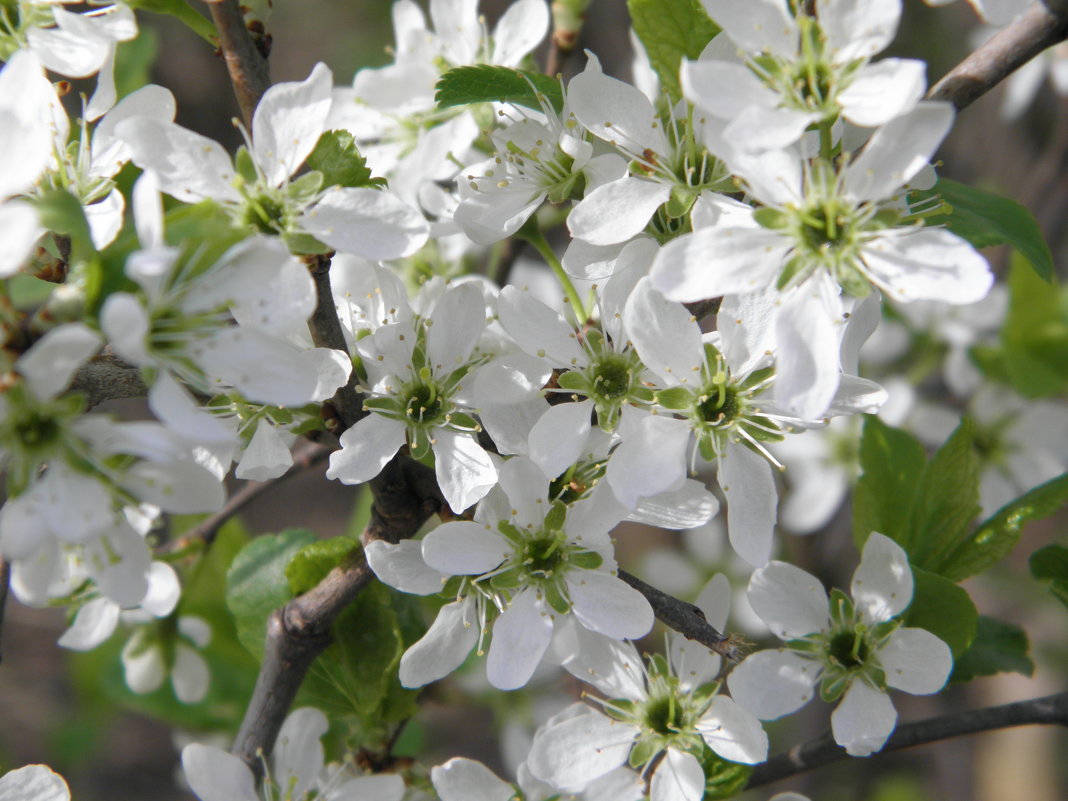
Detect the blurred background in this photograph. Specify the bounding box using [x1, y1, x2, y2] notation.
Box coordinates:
[1, 1, 1066, 800]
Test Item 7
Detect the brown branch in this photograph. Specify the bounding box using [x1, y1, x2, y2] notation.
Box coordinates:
[69, 353, 148, 408]
[230, 453, 443, 773]
[305, 255, 365, 431]
[0, 557, 10, 666]
[618, 570, 739, 661]
[203, 0, 271, 129]
[168, 442, 331, 550]
[746, 690, 1068, 788]
[928, 0, 1068, 111]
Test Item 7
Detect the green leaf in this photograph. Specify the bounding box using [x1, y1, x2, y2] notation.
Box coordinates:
[285, 536, 361, 596]
[628, 0, 720, 103]
[305, 130, 386, 189]
[852, 416, 926, 550]
[940, 473, 1068, 582]
[906, 419, 981, 572]
[34, 189, 95, 260]
[125, 0, 216, 43]
[950, 615, 1033, 683]
[1030, 543, 1068, 610]
[903, 567, 978, 660]
[435, 65, 564, 114]
[915, 178, 1053, 282]
[999, 256, 1068, 398]
[225, 529, 317, 659]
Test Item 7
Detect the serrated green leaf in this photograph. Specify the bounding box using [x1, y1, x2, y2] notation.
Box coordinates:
[628, 0, 719, 103]
[225, 529, 317, 659]
[285, 536, 361, 596]
[914, 178, 1052, 282]
[435, 65, 564, 113]
[125, 0, 216, 43]
[1030, 543, 1068, 610]
[939, 473, 1068, 582]
[1000, 256, 1068, 398]
[903, 567, 978, 659]
[950, 615, 1033, 683]
[306, 130, 386, 189]
[852, 416, 926, 550]
[907, 418, 981, 571]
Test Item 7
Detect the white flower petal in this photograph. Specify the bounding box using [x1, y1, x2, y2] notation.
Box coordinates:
[860, 228, 993, 305]
[302, 187, 429, 260]
[650, 748, 704, 801]
[720, 444, 778, 567]
[17, 323, 101, 401]
[852, 532, 913, 623]
[433, 430, 497, 514]
[527, 710, 636, 792]
[365, 539, 444, 595]
[568, 177, 672, 246]
[831, 679, 897, 756]
[628, 479, 720, 530]
[491, 0, 549, 66]
[326, 414, 407, 485]
[486, 588, 554, 690]
[606, 413, 691, 508]
[821, 0, 901, 61]
[252, 62, 333, 187]
[0, 201, 42, 278]
[57, 597, 120, 651]
[431, 757, 514, 801]
[427, 282, 485, 369]
[273, 707, 327, 798]
[727, 649, 818, 719]
[701, 0, 798, 57]
[172, 644, 210, 703]
[497, 286, 586, 366]
[696, 695, 769, 764]
[422, 521, 508, 575]
[650, 226, 786, 303]
[625, 277, 704, 386]
[880, 627, 953, 694]
[568, 570, 654, 640]
[235, 418, 294, 481]
[181, 744, 259, 801]
[748, 561, 830, 638]
[528, 400, 593, 480]
[840, 59, 925, 127]
[0, 765, 70, 801]
[773, 278, 842, 420]
[399, 597, 479, 687]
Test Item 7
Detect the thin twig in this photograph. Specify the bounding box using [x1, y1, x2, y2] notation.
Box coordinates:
[618, 570, 739, 660]
[203, 0, 271, 129]
[305, 255, 365, 431]
[746, 690, 1068, 788]
[0, 557, 10, 666]
[69, 352, 148, 409]
[169, 442, 331, 550]
[928, 0, 1068, 111]
[230, 453, 443, 773]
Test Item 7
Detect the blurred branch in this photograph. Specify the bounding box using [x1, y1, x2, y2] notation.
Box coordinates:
[230, 452, 443, 774]
[619, 570, 739, 661]
[305, 254, 365, 430]
[70, 352, 148, 408]
[0, 557, 10, 666]
[747, 690, 1068, 788]
[170, 442, 332, 549]
[929, 0, 1068, 110]
[203, 0, 271, 128]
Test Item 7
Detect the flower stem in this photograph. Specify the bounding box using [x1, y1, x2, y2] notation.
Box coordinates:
[518, 223, 589, 324]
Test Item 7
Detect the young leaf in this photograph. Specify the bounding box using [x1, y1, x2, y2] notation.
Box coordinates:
[1030, 543, 1068, 610]
[628, 0, 720, 103]
[950, 615, 1033, 683]
[906, 419, 981, 572]
[1000, 256, 1068, 398]
[913, 178, 1053, 282]
[939, 473, 1068, 582]
[903, 567, 978, 660]
[125, 0, 217, 44]
[225, 529, 317, 659]
[285, 536, 361, 596]
[435, 65, 564, 113]
[852, 416, 926, 550]
[306, 130, 386, 189]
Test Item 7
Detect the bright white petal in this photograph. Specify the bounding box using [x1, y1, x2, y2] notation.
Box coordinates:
[650, 748, 704, 801]
[273, 707, 327, 798]
[860, 228, 993, 305]
[528, 400, 593, 480]
[17, 322, 101, 401]
[302, 187, 429, 260]
[235, 418, 294, 481]
[422, 521, 508, 575]
[486, 588, 554, 690]
[879, 627, 953, 694]
[365, 539, 445, 595]
[172, 644, 210, 703]
[326, 414, 407, 485]
[433, 430, 497, 514]
[568, 177, 672, 246]
[624, 277, 704, 386]
[0, 201, 42, 278]
[399, 597, 479, 687]
[720, 444, 778, 567]
[431, 757, 514, 801]
[727, 648, 818, 719]
[821, 0, 901, 61]
[252, 62, 333, 187]
[650, 226, 786, 303]
[831, 680, 897, 756]
[568, 571, 654, 640]
[181, 744, 259, 801]
[851, 532, 913, 623]
[527, 710, 636, 792]
[57, 597, 120, 651]
[0, 765, 70, 801]
[840, 59, 925, 127]
[748, 560, 830, 638]
[491, 0, 550, 66]
[696, 695, 769, 764]
[606, 413, 691, 508]
[774, 278, 842, 420]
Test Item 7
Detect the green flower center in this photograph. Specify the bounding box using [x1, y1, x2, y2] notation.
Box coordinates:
[644, 693, 687, 736]
[827, 629, 870, 670]
[523, 533, 566, 577]
[697, 384, 739, 427]
[404, 381, 445, 424]
[240, 192, 289, 235]
[592, 359, 634, 400]
[13, 410, 60, 449]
